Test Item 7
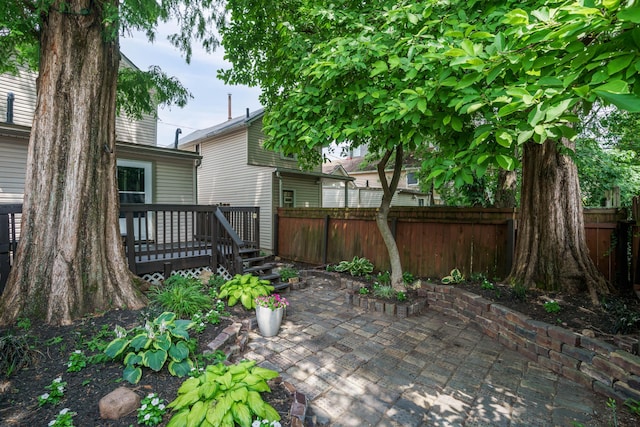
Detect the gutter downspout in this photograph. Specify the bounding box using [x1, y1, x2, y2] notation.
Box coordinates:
[276, 170, 283, 207]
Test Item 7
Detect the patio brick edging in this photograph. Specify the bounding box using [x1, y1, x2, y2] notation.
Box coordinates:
[425, 282, 640, 403]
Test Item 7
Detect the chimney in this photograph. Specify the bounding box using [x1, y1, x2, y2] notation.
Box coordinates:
[246, 108, 250, 118]
[6, 92, 14, 124]
[227, 93, 232, 120]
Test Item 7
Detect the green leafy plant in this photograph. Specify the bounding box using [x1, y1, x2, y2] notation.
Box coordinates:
[602, 298, 640, 334]
[0, 334, 40, 377]
[544, 300, 561, 313]
[44, 336, 63, 346]
[277, 266, 299, 282]
[167, 360, 281, 427]
[334, 256, 374, 277]
[38, 376, 66, 406]
[66, 350, 87, 372]
[149, 275, 212, 318]
[16, 317, 31, 332]
[624, 398, 640, 415]
[218, 274, 274, 310]
[191, 309, 223, 334]
[358, 287, 369, 295]
[480, 279, 494, 290]
[373, 285, 396, 299]
[441, 268, 464, 284]
[375, 271, 391, 286]
[396, 291, 407, 302]
[48, 407, 76, 427]
[104, 312, 195, 384]
[138, 393, 167, 426]
[607, 397, 618, 427]
[402, 271, 415, 284]
[511, 282, 527, 302]
[208, 274, 227, 290]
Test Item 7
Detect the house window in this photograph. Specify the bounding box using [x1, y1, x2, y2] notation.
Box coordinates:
[283, 189, 295, 208]
[117, 160, 152, 240]
[280, 152, 296, 160]
[418, 198, 425, 207]
[407, 172, 418, 186]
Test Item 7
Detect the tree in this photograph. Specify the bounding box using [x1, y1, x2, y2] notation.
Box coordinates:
[219, 0, 640, 302]
[0, 0, 221, 325]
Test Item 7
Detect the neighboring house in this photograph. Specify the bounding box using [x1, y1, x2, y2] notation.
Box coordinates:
[0, 55, 201, 223]
[322, 150, 434, 207]
[179, 108, 351, 253]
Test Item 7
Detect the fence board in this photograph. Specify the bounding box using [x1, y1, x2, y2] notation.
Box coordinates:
[277, 207, 628, 286]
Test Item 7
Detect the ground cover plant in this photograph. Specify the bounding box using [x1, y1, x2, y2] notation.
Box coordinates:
[0, 305, 292, 426]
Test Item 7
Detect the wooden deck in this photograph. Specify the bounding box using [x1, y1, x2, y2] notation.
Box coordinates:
[0, 204, 264, 293]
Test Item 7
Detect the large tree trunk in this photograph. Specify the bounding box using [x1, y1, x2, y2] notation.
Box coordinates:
[507, 139, 611, 305]
[0, 0, 146, 326]
[376, 146, 404, 291]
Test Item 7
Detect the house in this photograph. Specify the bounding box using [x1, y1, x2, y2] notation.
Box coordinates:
[179, 108, 352, 253]
[0, 55, 201, 214]
[322, 147, 434, 207]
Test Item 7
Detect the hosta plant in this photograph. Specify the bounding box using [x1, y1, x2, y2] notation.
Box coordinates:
[441, 268, 464, 284]
[104, 312, 194, 384]
[218, 274, 274, 310]
[334, 256, 374, 276]
[167, 360, 281, 427]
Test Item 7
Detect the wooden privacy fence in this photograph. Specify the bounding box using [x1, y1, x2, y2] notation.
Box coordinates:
[275, 207, 631, 289]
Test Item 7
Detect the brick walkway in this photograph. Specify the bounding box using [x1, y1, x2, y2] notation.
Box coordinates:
[244, 281, 604, 426]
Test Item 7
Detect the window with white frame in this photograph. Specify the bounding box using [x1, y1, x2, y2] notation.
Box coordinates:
[407, 172, 418, 186]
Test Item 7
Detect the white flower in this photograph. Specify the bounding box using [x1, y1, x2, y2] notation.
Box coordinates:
[252, 422, 261, 427]
[74, 350, 82, 354]
[271, 422, 282, 427]
[53, 377, 62, 383]
[41, 393, 50, 400]
[151, 397, 160, 406]
[57, 385, 64, 392]
[144, 413, 151, 421]
[140, 404, 147, 411]
[147, 393, 155, 398]
[60, 408, 70, 415]
[158, 403, 166, 410]
[48, 421, 56, 427]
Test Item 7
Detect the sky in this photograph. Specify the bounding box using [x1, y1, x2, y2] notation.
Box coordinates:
[119, 23, 263, 148]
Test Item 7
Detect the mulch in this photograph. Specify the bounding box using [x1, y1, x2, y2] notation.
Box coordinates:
[0, 307, 293, 426]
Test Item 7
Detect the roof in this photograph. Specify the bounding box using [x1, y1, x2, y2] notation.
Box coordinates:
[179, 108, 265, 147]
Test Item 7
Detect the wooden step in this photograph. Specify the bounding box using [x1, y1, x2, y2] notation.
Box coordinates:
[244, 263, 275, 274]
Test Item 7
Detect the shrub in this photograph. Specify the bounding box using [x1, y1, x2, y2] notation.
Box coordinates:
[334, 256, 374, 276]
[402, 271, 415, 284]
[0, 334, 40, 377]
[149, 275, 212, 318]
[278, 266, 299, 282]
[373, 285, 396, 299]
[218, 274, 274, 310]
[375, 271, 391, 286]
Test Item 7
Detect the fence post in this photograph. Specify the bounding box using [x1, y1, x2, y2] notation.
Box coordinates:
[506, 219, 515, 275]
[322, 215, 330, 265]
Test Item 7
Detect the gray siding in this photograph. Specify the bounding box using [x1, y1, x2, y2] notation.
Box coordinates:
[155, 161, 197, 204]
[197, 128, 275, 251]
[279, 175, 322, 208]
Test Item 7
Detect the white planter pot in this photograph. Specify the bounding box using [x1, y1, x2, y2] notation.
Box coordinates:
[255, 306, 284, 337]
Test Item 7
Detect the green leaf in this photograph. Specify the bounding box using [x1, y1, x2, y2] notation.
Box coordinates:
[230, 386, 249, 402]
[517, 129, 534, 144]
[123, 365, 142, 384]
[262, 403, 281, 422]
[246, 391, 266, 418]
[451, 116, 463, 132]
[618, 6, 640, 23]
[240, 292, 253, 310]
[545, 99, 573, 122]
[168, 359, 193, 377]
[186, 401, 207, 427]
[154, 333, 171, 351]
[496, 130, 512, 148]
[124, 352, 142, 366]
[169, 341, 190, 362]
[594, 91, 640, 112]
[207, 395, 232, 426]
[198, 381, 219, 400]
[503, 9, 529, 25]
[104, 338, 130, 359]
[167, 410, 189, 427]
[143, 348, 168, 371]
[607, 55, 634, 75]
[130, 333, 151, 351]
[169, 388, 201, 410]
[496, 154, 515, 170]
[156, 312, 177, 324]
[594, 80, 629, 94]
[370, 60, 388, 77]
[251, 366, 280, 380]
[231, 402, 253, 427]
[177, 377, 200, 395]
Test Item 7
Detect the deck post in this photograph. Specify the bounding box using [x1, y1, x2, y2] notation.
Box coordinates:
[210, 206, 218, 272]
[163, 262, 172, 281]
[0, 212, 10, 294]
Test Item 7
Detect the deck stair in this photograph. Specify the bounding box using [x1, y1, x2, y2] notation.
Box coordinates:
[239, 247, 289, 292]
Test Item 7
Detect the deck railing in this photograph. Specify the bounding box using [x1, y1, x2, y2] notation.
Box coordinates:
[0, 203, 261, 292]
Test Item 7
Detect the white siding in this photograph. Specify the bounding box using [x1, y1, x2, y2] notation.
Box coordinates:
[197, 129, 274, 251]
[0, 67, 157, 145]
[323, 187, 425, 208]
[0, 137, 28, 203]
[0, 68, 38, 128]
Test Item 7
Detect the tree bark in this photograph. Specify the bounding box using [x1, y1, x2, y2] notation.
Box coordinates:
[0, 1, 146, 326]
[376, 146, 404, 291]
[494, 169, 517, 208]
[507, 139, 611, 304]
